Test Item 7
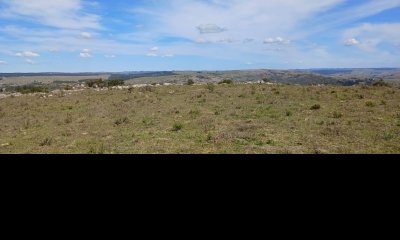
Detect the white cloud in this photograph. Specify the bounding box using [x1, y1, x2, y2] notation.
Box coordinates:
[80, 32, 92, 39]
[139, 0, 345, 43]
[24, 59, 35, 64]
[80, 49, 91, 58]
[0, 0, 101, 29]
[343, 23, 400, 50]
[146, 46, 160, 56]
[197, 24, 227, 34]
[162, 54, 174, 57]
[264, 37, 291, 45]
[105, 54, 116, 58]
[15, 51, 40, 57]
[344, 38, 360, 46]
[0, 60, 7, 64]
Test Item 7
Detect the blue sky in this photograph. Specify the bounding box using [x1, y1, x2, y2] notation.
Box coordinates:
[0, 0, 399, 72]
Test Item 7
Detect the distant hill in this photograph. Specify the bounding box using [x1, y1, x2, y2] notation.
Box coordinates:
[1, 68, 399, 86]
[300, 68, 400, 82]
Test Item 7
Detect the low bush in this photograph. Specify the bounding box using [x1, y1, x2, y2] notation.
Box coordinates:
[219, 79, 234, 85]
[86, 79, 107, 88]
[310, 104, 321, 110]
[373, 80, 391, 87]
[187, 79, 195, 85]
[332, 111, 343, 119]
[172, 122, 183, 132]
[15, 85, 49, 94]
[107, 79, 125, 87]
[64, 85, 73, 91]
[115, 117, 130, 126]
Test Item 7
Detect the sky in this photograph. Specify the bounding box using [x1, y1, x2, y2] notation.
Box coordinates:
[0, 0, 399, 72]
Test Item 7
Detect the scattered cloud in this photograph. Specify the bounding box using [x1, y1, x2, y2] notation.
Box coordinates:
[197, 24, 227, 34]
[15, 51, 40, 57]
[264, 37, 291, 45]
[80, 32, 92, 39]
[0, 60, 7, 64]
[1, 0, 399, 70]
[24, 59, 36, 64]
[343, 23, 400, 50]
[344, 38, 360, 46]
[0, 0, 102, 29]
[146, 46, 159, 56]
[79, 49, 91, 58]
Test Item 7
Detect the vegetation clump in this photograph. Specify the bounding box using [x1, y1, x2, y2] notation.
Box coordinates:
[187, 79, 195, 85]
[114, 117, 130, 126]
[373, 80, 391, 87]
[332, 111, 343, 119]
[310, 104, 321, 110]
[86, 79, 125, 88]
[86, 79, 105, 88]
[172, 122, 183, 132]
[219, 79, 234, 85]
[107, 79, 125, 87]
[16, 85, 49, 94]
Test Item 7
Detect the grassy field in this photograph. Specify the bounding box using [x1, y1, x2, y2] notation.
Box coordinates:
[1, 83, 400, 154]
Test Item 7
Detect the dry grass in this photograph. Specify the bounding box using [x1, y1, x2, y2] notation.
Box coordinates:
[0, 83, 399, 154]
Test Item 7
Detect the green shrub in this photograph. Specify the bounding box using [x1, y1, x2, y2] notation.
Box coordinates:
[332, 111, 343, 119]
[187, 79, 195, 85]
[383, 132, 395, 141]
[16, 85, 49, 94]
[373, 80, 391, 87]
[172, 122, 183, 132]
[64, 85, 73, 91]
[142, 117, 154, 127]
[218, 79, 234, 85]
[310, 104, 321, 110]
[115, 117, 130, 126]
[107, 79, 125, 87]
[86, 79, 107, 88]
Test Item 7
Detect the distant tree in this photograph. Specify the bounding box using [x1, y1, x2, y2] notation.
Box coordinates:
[187, 79, 195, 85]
